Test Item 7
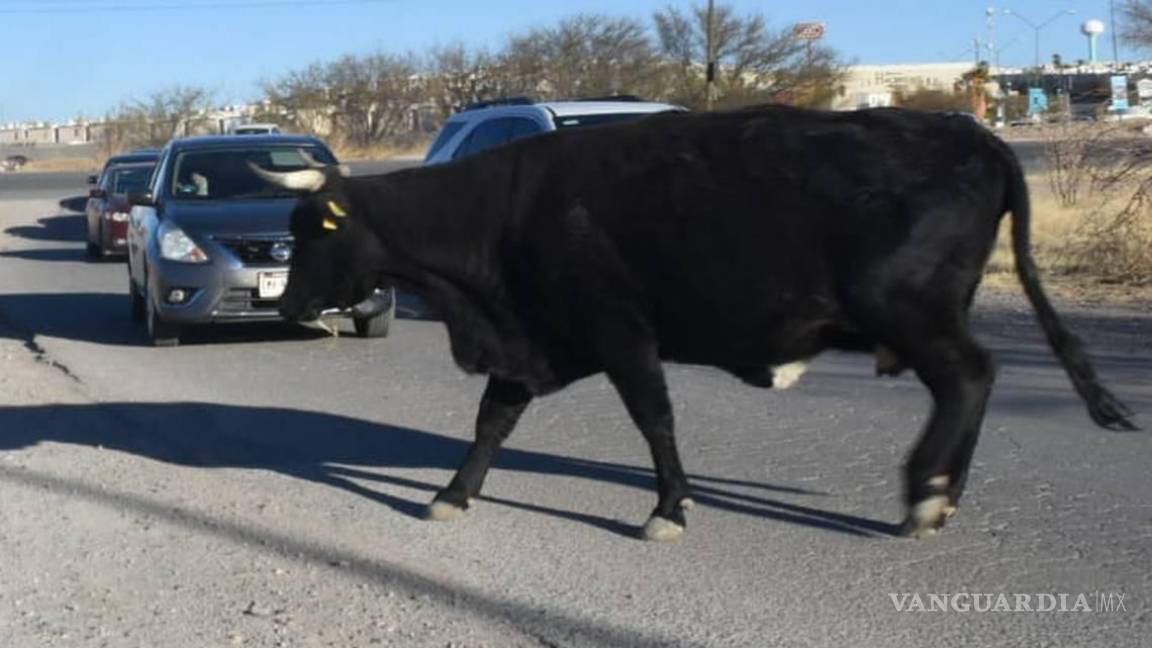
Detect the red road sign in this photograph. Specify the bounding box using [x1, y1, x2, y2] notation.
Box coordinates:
[793, 22, 826, 41]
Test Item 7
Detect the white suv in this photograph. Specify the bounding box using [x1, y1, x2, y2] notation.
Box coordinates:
[423, 97, 684, 165]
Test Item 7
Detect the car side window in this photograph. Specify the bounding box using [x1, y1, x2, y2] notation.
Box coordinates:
[454, 118, 515, 160]
[508, 118, 543, 142]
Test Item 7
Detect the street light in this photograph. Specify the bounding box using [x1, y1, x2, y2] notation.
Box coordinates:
[1003, 8, 1077, 76]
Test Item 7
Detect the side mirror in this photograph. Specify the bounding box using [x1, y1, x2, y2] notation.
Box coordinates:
[87, 175, 98, 185]
[126, 191, 155, 207]
[89, 188, 106, 198]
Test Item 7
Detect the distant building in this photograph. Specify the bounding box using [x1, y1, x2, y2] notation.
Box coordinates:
[833, 62, 978, 110]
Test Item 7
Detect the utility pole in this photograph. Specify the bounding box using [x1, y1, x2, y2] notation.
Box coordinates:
[987, 7, 1005, 127]
[1110, 0, 1121, 64]
[705, 0, 717, 111]
[987, 7, 999, 71]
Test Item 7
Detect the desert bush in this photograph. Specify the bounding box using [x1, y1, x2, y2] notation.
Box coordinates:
[1058, 179, 1152, 284]
[1043, 120, 1152, 207]
[988, 164, 1152, 288]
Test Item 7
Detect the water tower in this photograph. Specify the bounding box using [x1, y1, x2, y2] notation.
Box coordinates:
[1082, 19, 1106, 63]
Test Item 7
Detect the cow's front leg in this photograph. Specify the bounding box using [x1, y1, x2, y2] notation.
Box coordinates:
[426, 376, 532, 521]
[603, 338, 693, 542]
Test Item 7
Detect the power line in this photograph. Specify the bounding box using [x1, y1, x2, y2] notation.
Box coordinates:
[0, 0, 398, 14]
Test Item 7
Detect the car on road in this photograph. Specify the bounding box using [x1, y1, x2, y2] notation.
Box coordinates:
[229, 123, 282, 135]
[85, 161, 154, 259]
[423, 96, 684, 165]
[126, 135, 393, 346]
[88, 148, 160, 187]
[2, 154, 29, 171]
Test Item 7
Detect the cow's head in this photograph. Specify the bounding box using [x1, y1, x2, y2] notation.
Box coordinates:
[250, 158, 382, 322]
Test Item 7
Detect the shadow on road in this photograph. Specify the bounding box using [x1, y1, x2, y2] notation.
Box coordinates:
[4, 213, 85, 242]
[0, 465, 671, 648]
[0, 401, 893, 539]
[59, 196, 89, 213]
[0, 291, 435, 347]
[0, 247, 94, 263]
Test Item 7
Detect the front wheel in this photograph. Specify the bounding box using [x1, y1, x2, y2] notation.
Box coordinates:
[145, 294, 181, 347]
[129, 277, 145, 323]
[87, 223, 106, 260]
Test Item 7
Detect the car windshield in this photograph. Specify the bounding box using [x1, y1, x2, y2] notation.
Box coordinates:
[170, 146, 336, 200]
[110, 165, 154, 195]
[551, 112, 659, 129]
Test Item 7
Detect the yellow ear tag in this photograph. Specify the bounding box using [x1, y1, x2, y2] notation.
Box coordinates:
[327, 200, 348, 217]
[322, 218, 339, 231]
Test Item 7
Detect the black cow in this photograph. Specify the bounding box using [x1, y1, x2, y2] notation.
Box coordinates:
[253, 106, 1136, 542]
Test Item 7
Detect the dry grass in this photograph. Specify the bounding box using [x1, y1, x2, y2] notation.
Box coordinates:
[984, 171, 1152, 302]
[21, 157, 101, 173]
[987, 172, 1081, 275]
[330, 136, 431, 162]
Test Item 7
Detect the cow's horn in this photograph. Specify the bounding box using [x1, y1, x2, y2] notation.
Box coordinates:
[248, 163, 326, 193]
[299, 149, 326, 169]
[296, 150, 349, 177]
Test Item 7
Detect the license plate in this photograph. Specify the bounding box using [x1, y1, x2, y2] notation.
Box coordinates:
[257, 272, 288, 299]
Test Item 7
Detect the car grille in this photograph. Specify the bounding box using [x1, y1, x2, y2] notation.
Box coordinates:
[214, 236, 293, 265]
[218, 288, 281, 314]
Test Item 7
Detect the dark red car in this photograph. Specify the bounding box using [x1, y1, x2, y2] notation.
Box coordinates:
[86, 161, 154, 259]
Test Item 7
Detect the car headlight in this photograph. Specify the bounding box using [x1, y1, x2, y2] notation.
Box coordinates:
[158, 222, 209, 263]
[109, 211, 130, 222]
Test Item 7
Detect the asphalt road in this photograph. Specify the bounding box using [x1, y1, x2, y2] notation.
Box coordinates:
[0, 166, 1149, 647]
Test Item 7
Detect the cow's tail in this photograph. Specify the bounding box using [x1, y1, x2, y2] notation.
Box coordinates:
[1003, 147, 1138, 431]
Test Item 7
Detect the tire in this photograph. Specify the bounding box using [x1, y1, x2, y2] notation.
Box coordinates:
[87, 223, 106, 260]
[353, 288, 395, 338]
[145, 293, 181, 347]
[129, 277, 145, 323]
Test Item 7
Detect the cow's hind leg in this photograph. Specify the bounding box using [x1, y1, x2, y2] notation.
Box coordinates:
[939, 395, 990, 519]
[426, 376, 532, 521]
[601, 336, 693, 542]
[897, 329, 995, 539]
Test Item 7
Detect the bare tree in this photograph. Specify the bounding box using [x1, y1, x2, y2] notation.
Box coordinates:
[652, 4, 843, 109]
[262, 63, 334, 134]
[103, 86, 214, 150]
[1121, 0, 1152, 47]
[427, 43, 504, 118]
[329, 53, 424, 147]
[499, 14, 661, 100]
[264, 53, 425, 147]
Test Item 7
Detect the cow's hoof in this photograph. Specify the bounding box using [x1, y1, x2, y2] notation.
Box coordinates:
[425, 500, 466, 522]
[642, 516, 685, 542]
[899, 495, 951, 540]
[875, 345, 906, 377]
[771, 361, 809, 389]
[680, 497, 696, 510]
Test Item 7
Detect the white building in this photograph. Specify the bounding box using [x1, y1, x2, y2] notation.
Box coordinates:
[833, 62, 978, 110]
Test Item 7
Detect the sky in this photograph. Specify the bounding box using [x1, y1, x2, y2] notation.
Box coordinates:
[0, 0, 1136, 123]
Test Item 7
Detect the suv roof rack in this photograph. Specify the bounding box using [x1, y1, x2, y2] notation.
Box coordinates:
[460, 96, 535, 112]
